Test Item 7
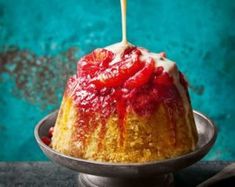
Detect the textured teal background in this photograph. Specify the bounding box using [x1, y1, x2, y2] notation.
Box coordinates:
[0, 0, 235, 161]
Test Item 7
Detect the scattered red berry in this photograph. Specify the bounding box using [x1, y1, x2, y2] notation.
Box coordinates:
[41, 136, 51, 146]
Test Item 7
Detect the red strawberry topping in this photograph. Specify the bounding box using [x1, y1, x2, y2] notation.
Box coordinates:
[124, 58, 155, 89]
[66, 46, 186, 147]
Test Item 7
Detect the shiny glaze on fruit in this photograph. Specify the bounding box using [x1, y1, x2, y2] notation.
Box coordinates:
[65, 45, 189, 146]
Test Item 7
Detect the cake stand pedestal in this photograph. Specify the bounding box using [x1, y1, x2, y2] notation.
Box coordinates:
[78, 173, 173, 187]
[35, 110, 217, 187]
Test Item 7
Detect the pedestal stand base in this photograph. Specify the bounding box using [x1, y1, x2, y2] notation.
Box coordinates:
[78, 173, 174, 187]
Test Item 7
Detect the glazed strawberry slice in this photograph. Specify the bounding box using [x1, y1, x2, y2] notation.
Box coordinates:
[155, 66, 164, 76]
[124, 58, 155, 89]
[94, 49, 115, 68]
[78, 63, 99, 77]
[78, 49, 114, 77]
[91, 56, 144, 88]
[82, 48, 114, 68]
[121, 46, 142, 58]
[154, 72, 173, 86]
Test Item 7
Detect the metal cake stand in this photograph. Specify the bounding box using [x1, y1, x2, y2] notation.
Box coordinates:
[34, 110, 217, 187]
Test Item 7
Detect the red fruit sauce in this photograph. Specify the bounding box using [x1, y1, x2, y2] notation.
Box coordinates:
[64, 46, 188, 146]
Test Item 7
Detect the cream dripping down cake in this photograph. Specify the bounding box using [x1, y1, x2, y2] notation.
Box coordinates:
[43, 0, 198, 163]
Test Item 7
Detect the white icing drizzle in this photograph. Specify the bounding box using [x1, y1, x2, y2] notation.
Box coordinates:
[105, 42, 176, 76]
[105, 42, 132, 54]
[120, 0, 127, 44]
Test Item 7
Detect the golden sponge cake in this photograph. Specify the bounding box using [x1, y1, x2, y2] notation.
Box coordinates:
[51, 43, 198, 163]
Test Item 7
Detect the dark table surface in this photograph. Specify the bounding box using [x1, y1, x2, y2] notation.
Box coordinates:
[0, 161, 233, 187]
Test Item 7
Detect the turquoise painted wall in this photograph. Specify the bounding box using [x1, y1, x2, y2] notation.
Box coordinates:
[0, 0, 235, 161]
